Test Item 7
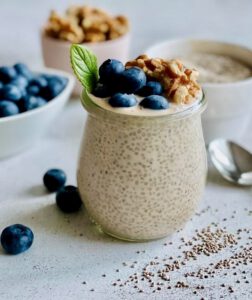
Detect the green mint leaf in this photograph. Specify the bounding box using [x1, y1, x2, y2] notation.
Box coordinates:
[70, 44, 98, 92]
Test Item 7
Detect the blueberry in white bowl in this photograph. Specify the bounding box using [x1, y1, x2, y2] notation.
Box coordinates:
[0, 66, 17, 83]
[29, 76, 48, 89]
[0, 63, 70, 118]
[11, 75, 29, 90]
[14, 63, 33, 80]
[0, 84, 22, 102]
[0, 101, 19, 117]
[18, 96, 47, 112]
[0, 64, 74, 159]
[26, 84, 40, 96]
[41, 76, 67, 99]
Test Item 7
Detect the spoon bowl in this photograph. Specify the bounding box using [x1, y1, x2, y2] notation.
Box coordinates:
[208, 139, 252, 186]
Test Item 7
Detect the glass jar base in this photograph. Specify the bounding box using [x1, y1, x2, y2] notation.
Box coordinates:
[102, 228, 169, 242]
[93, 221, 170, 242]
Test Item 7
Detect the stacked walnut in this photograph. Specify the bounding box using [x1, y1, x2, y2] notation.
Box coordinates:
[44, 6, 129, 43]
[126, 55, 202, 104]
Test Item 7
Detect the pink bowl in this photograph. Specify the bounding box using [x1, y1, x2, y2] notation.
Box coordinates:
[41, 32, 131, 95]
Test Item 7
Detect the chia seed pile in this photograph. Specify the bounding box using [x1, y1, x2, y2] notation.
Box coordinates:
[81, 205, 252, 299]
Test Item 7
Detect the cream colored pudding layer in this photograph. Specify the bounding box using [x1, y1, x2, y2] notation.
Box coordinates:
[89, 90, 203, 116]
[180, 53, 252, 83]
[77, 94, 207, 241]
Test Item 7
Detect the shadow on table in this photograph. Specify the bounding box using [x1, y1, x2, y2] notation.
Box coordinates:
[25, 185, 48, 197]
[0, 200, 128, 254]
[207, 166, 231, 186]
[207, 167, 252, 194]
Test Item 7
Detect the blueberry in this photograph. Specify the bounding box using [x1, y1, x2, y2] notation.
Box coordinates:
[99, 59, 124, 84]
[29, 76, 48, 89]
[137, 81, 163, 97]
[118, 67, 146, 94]
[1, 224, 34, 255]
[36, 97, 47, 107]
[0, 81, 3, 89]
[140, 95, 169, 110]
[21, 89, 28, 98]
[41, 77, 65, 100]
[109, 93, 137, 108]
[0, 84, 22, 101]
[27, 84, 40, 96]
[57, 76, 68, 88]
[14, 63, 33, 81]
[19, 96, 37, 112]
[11, 75, 28, 90]
[18, 95, 46, 112]
[42, 75, 68, 88]
[0, 66, 17, 83]
[0, 101, 19, 117]
[56, 185, 82, 213]
[92, 83, 111, 98]
[43, 169, 67, 192]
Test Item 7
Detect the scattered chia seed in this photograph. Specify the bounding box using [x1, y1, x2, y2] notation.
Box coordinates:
[76, 205, 250, 299]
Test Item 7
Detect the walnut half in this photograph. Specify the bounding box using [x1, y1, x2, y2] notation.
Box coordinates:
[126, 55, 201, 104]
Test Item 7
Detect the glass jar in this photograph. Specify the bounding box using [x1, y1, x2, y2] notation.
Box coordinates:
[77, 90, 207, 241]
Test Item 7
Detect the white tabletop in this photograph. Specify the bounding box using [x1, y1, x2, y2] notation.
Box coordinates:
[0, 1, 252, 299]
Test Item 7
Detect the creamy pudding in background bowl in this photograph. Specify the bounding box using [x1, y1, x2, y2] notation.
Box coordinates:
[145, 39, 252, 144]
[70, 45, 207, 241]
[41, 5, 130, 95]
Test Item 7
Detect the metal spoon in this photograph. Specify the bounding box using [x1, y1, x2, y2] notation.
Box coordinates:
[208, 139, 252, 186]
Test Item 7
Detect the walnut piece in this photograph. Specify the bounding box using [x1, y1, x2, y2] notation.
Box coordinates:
[44, 6, 129, 43]
[126, 55, 202, 104]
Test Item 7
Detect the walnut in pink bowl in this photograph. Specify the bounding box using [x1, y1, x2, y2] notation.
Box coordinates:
[41, 5, 131, 95]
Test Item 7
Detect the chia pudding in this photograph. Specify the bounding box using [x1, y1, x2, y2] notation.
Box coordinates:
[179, 53, 252, 84]
[77, 54, 207, 241]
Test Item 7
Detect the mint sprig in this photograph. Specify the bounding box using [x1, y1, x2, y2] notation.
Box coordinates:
[70, 44, 98, 92]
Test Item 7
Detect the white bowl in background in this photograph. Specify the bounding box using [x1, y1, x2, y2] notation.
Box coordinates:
[41, 32, 131, 95]
[0, 68, 74, 159]
[145, 39, 252, 144]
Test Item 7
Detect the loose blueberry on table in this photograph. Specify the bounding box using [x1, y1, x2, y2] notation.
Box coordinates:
[1, 224, 34, 255]
[43, 168, 67, 192]
[56, 185, 82, 213]
[0, 63, 68, 118]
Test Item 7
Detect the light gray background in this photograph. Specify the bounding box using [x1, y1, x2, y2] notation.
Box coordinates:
[0, 1, 252, 299]
[1, 0, 252, 65]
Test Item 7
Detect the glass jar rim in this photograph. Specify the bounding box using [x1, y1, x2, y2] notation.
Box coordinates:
[81, 89, 207, 122]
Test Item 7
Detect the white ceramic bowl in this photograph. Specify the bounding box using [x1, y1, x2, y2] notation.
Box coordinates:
[0, 68, 74, 159]
[41, 32, 131, 95]
[145, 39, 252, 144]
